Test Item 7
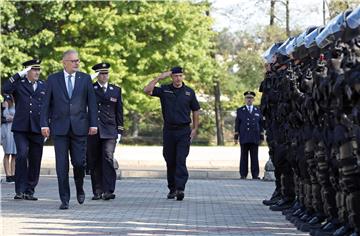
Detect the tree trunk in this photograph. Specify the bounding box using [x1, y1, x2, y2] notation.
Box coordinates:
[129, 111, 139, 137]
[270, 0, 276, 26]
[214, 80, 224, 145]
[285, 0, 290, 36]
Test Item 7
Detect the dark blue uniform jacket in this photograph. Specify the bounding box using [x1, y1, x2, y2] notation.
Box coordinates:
[3, 73, 47, 134]
[93, 82, 124, 139]
[235, 106, 263, 145]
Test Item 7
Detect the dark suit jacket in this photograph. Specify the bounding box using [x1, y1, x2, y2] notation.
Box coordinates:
[40, 71, 97, 136]
[3, 73, 47, 134]
[93, 82, 124, 139]
[235, 105, 263, 145]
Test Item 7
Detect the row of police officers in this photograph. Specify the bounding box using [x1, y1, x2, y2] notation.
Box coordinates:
[260, 7, 360, 236]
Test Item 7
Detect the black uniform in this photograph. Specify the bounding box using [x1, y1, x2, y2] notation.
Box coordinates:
[152, 83, 200, 192]
[87, 81, 123, 197]
[2, 71, 46, 197]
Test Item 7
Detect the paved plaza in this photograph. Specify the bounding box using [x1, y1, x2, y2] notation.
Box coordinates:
[1, 176, 306, 236]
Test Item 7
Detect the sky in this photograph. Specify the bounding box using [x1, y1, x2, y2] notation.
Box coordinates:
[210, 0, 326, 33]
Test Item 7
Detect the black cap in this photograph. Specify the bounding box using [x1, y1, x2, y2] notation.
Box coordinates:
[22, 59, 41, 69]
[244, 91, 256, 98]
[171, 66, 183, 74]
[92, 62, 110, 73]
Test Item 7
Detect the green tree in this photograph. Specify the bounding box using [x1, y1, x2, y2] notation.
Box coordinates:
[1, 0, 217, 143]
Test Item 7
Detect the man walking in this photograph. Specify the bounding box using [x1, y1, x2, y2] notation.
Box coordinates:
[144, 67, 200, 201]
[87, 62, 123, 201]
[3, 59, 46, 200]
[41, 49, 98, 209]
[234, 91, 264, 180]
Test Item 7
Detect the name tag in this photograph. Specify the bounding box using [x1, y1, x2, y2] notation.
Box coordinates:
[110, 97, 117, 102]
[164, 90, 174, 94]
[254, 113, 260, 116]
[185, 91, 191, 96]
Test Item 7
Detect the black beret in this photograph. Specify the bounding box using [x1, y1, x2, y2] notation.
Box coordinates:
[171, 66, 183, 74]
[244, 91, 256, 97]
[92, 62, 110, 73]
[22, 59, 41, 69]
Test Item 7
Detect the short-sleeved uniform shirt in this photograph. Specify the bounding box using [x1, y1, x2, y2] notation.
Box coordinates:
[152, 83, 200, 126]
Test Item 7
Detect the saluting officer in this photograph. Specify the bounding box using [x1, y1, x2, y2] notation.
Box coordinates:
[87, 63, 123, 201]
[234, 91, 264, 180]
[144, 66, 200, 201]
[2, 59, 46, 200]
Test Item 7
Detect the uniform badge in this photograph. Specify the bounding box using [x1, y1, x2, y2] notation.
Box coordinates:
[21, 80, 25, 83]
[110, 97, 117, 102]
[242, 108, 246, 110]
[94, 86, 98, 89]
[40, 91, 45, 95]
[39, 81, 43, 84]
[185, 91, 191, 96]
[255, 113, 260, 116]
[109, 86, 113, 90]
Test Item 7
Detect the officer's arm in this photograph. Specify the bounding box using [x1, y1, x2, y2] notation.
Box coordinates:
[192, 110, 199, 131]
[116, 87, 124, 135]
[40, 78, 52, 137]
[234, 110, 240, 141]
[3, 73, 22, 95]
[144, 71, 171, 95]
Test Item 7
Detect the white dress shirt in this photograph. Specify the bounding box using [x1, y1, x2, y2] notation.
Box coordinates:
[64, 70, 76, 92]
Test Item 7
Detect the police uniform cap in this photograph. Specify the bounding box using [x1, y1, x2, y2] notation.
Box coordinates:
[92, 62, 110, 73]
[244, 91, 256, 98]
[22, 59, 41, 69]
[171, 66, 183, 74]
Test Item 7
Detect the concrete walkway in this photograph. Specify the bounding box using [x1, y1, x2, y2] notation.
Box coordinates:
[1, 176, 306, 236]
[0, 146, 271, 179]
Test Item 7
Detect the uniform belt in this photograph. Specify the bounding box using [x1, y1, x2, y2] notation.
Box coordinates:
[164, 123, 190, 130]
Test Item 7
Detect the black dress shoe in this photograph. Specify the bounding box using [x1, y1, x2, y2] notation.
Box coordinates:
[77, 191, 85, 204]
[102, 192, 115, 200]
[176, 190, 184, 201]
[240, 176, 246, 179]
[333, 224, 353, 236]
[349, 231, 359, 236]
[252, 176, 261, 180]
[269, 198, 294, 211]
[167, 190, 176, 199]
[92, 194, 102, 200]
[14, 193, 24, 200]
[24, 193, 38, 201]
[59, 202, 69, 210]
[262, 195, 281, 206]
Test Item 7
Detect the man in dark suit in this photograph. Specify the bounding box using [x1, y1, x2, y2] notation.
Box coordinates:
[2, 59, 46, 200]
[41, 49, 98, 210]
[87, 62, 123, 201]
[234, 91, 264, 180]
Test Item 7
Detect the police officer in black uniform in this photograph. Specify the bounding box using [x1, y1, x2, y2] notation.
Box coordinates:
[87, 62, 124, 200]
[2, 59, 46, 200]
[144, 67, 200, 201]
[234, 91, 264, 179]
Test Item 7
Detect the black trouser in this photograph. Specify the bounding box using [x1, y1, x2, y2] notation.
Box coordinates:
[87, 134, 117, 195]
[274, 143, 295, 200]
[53, 130, 87, 204]
[13, 131, 44, 195]
[240, 143, 259, 178]
[163, 127, 191, 191]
